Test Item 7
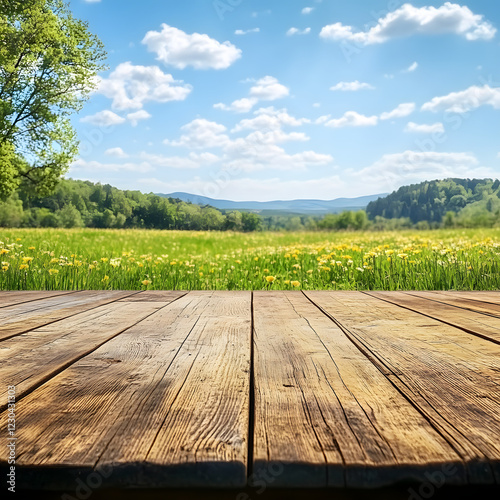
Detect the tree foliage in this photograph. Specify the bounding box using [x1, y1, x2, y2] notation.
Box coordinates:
[366, 178, 500, 225]
[0, 0, 106, 199]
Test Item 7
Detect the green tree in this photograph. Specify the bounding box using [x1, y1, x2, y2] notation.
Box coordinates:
[241, 212, 262, 232]
[57, 202, 83, 228]
[0, 193, 24, 227]
[0, 0, 106, 199]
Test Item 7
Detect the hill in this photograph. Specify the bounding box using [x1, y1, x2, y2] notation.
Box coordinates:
[157, 192, 386, 215]
[366, 178, 500, 226]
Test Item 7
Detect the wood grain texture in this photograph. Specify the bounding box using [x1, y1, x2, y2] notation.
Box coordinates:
[305, 291, 500, 485]
[119, 291, 186, 302]
[1, 291, 251, 489]
[0, 300, 172, 410]
[252, 291, 463, 488]
[0, 290, 141, 341]
[365, 291, 500, 345]
[406, 291, 500, 318]
[426, 291, 500, 305]
[0, 290, 75, 308]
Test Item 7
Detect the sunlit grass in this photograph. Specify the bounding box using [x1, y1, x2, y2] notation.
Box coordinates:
[1, 228, 500, 291]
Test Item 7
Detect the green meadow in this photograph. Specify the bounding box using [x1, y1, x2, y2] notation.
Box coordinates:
[1, 228, 500, 291]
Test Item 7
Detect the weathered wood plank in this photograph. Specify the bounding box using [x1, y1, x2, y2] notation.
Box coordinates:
[0, 299, 176, 411]
[1, 291, 251, 489]
[406, 291, 500, 318]
[429, 291, 500, 305]
[365, 291, 500, 345]
[0, 290, 142, 341]
[119, 290, 185, 302]
[252, 291, 463, 488]
[305, 291, 500, 484]
[0, 290, 76, 308]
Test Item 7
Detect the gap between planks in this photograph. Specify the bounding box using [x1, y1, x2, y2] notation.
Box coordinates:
[1, 291, 252, 489]
[305, 291, 500, 485]
[363, 291, 500, 346]
[1, 291, 499, 489]
[0, 291, 187, 413]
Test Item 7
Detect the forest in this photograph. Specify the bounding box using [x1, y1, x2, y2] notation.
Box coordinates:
[366, 178, 500, 228]
[1, 178, 499, 232]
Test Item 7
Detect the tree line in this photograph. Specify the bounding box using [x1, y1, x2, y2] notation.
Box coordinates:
[3, 177, 499, 232]
[0, 179, 265, 231]
[366, 178, 500, 229]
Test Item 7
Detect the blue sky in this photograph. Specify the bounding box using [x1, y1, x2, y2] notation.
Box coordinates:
[67, 0, 500, 201]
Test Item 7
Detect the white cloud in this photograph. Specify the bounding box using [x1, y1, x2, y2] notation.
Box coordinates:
[330, 81, 375, 91]
[84, 0, 101, 3]
[163, 108, 330, 173]
[142, 24, 242, 70]
[380, 102, 416, 120]
[137, 175, 346, 202]
[287, 27, 311, 36]
[249, 76, 290, 100]
[215, 76, 289, 113]
[223, 143, 332, 172]
[80, 110, 126, 127]
[315, 114, 331, 124]
[356, 151, 494, 191]
[235, 28, 260, 35]
[251, 10, 272, 18]
[405, 122, 445, 134]
[127, 110, 152, 126]
[421, 84, 500, 113]
[165, 119, 231, 149]
[232, 107, 310, 133]
[302, 7, 314, 15]
[405, 61, 419, 72]
[325, 111, 378, 128]
[97, 62, 192, 110]
[105, 148, 129, 158]
[320, 3, 496, 45]
[214, 97, 258, 113]
[139, 152, 220, 169]
[71, 158, 153, 173]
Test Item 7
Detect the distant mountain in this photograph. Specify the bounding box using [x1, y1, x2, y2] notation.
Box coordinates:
[157, 192, 387, 215]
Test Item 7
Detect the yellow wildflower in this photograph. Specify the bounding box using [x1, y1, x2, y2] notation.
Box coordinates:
[265, 276, 276, 283]
[291, 281, 300, 287]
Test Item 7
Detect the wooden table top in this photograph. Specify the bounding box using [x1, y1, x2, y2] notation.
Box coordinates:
[0, 290, 499, 491]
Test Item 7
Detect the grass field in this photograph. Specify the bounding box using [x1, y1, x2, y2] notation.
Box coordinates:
[1, 228, 500, 291]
